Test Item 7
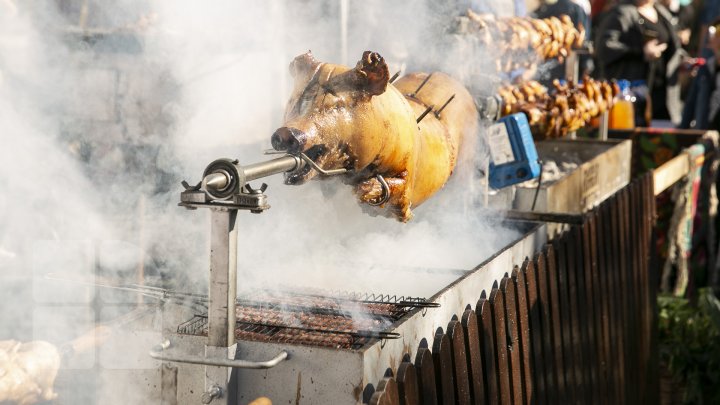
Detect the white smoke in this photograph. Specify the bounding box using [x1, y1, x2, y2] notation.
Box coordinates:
[0, 0, 524, 403]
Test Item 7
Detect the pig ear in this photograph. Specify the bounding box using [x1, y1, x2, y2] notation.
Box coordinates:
[354, 51, 389, 96]
[289, 51, 320, 78]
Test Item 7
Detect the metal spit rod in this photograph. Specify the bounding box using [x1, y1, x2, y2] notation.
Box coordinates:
[240, 155, 303, 184]
[199, 155, 304, 200]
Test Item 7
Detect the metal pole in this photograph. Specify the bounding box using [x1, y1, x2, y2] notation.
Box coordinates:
[205, 209, 238, 404]
[599, 110, 609, 141]
[565, 52, 580, 141]
[340, 0, 349, 65]
[565, 51, 579, 84]
[208, 209, 238, 347]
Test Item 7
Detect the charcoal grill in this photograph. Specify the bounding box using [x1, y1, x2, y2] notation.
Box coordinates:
[158, 221, 543, 404]
[148, 154, 545, 404]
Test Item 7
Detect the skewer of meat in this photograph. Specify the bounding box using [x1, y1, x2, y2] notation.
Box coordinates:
[465, 11, 585, 73]
[0, 327, 112, 405]
[497, 77, 620, 139]
[0, 306, 149, 405]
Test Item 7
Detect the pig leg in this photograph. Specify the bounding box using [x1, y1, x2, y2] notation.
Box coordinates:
[356, 173, 412, 221]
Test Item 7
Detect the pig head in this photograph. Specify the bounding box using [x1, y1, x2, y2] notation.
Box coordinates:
[272, 51, 478, 222]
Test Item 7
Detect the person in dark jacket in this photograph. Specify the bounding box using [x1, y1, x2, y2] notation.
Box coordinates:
[596, 0, 687, 125]
[705, 20, 720, 128]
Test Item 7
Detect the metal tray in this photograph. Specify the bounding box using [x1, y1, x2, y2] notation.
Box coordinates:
[514, 139, 632, 213]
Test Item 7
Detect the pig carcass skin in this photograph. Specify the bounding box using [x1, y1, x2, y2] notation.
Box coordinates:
[272, 51, 478, 222]
[0, 340, 60, 405]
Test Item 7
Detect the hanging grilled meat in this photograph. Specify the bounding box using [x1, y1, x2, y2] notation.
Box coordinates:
[271, 51, 478, 222]
[0, 325, 113, 405]
[498, 77, 619, 139]
[465, 11, 585, 73]
[0, 340, 60, 405]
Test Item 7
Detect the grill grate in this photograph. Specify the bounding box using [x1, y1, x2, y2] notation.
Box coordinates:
[177, 289, 438, 349]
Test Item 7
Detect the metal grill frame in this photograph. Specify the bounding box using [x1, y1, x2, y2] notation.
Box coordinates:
[176, 290, 437, 350]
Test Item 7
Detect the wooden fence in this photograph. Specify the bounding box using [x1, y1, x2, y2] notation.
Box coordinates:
[367, 173, 657, 405]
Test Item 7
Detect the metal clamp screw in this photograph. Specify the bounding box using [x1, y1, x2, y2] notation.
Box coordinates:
[201, 385, 223, 404]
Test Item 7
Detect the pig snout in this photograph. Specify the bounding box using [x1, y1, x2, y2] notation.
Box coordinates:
[271, 127, 305, 153]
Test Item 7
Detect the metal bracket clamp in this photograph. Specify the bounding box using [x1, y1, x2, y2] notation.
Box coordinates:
[475, 94, 503, 121]
[149, 339, 289, 369]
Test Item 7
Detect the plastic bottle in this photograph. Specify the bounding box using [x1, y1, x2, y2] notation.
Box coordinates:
[609, 80, 636, 130]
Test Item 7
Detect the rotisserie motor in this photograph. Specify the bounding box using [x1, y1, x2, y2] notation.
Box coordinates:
[271, 51, 478, 222]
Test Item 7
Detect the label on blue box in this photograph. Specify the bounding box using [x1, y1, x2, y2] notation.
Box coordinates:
[488, 123, 515, 165]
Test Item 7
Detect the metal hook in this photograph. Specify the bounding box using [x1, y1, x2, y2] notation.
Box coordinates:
[264, 149, 349, 176]
[297, 152, 348, 176]
[368, 174, 391, 206]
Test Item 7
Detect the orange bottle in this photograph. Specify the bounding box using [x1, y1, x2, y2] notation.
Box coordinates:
[609, 80, 636, 130]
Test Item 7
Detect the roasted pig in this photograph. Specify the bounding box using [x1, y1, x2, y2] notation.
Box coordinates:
[271, 51, 478, 222]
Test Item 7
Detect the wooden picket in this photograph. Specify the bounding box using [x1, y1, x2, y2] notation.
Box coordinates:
[368, 174, 657, 404]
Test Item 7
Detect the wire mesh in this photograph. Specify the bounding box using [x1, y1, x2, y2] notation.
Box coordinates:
[176, 289, 436, 349]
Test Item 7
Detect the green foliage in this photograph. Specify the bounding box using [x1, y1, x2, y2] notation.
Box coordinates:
[658, 288, 720, 404]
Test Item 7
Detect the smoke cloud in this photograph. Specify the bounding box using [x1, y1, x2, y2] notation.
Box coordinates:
[1, 0, 523, 403]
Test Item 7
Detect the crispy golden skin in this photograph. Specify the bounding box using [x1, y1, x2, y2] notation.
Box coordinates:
[274, 51, 478, 221]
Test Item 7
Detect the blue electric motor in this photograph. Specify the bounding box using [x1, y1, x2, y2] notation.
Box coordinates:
[488, 113, 541, 189]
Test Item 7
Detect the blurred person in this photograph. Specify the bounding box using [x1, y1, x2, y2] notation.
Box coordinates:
[591, 0, 621, 27]
[704, 19, 720, 128]
[591, 0, 619, 76]
[596, 0, 687, 125]
[659, 0, 696, 47]
[680, 17, 720, 129]
[698, 0, 720, 55]
[533, 0, 591, 36]
[574, 0, 593, 15]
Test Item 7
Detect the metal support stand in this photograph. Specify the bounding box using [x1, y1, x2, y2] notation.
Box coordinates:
[208, 210, 238, 348]
[150, 154, 319, 404]
[204, 209, 238, 405]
